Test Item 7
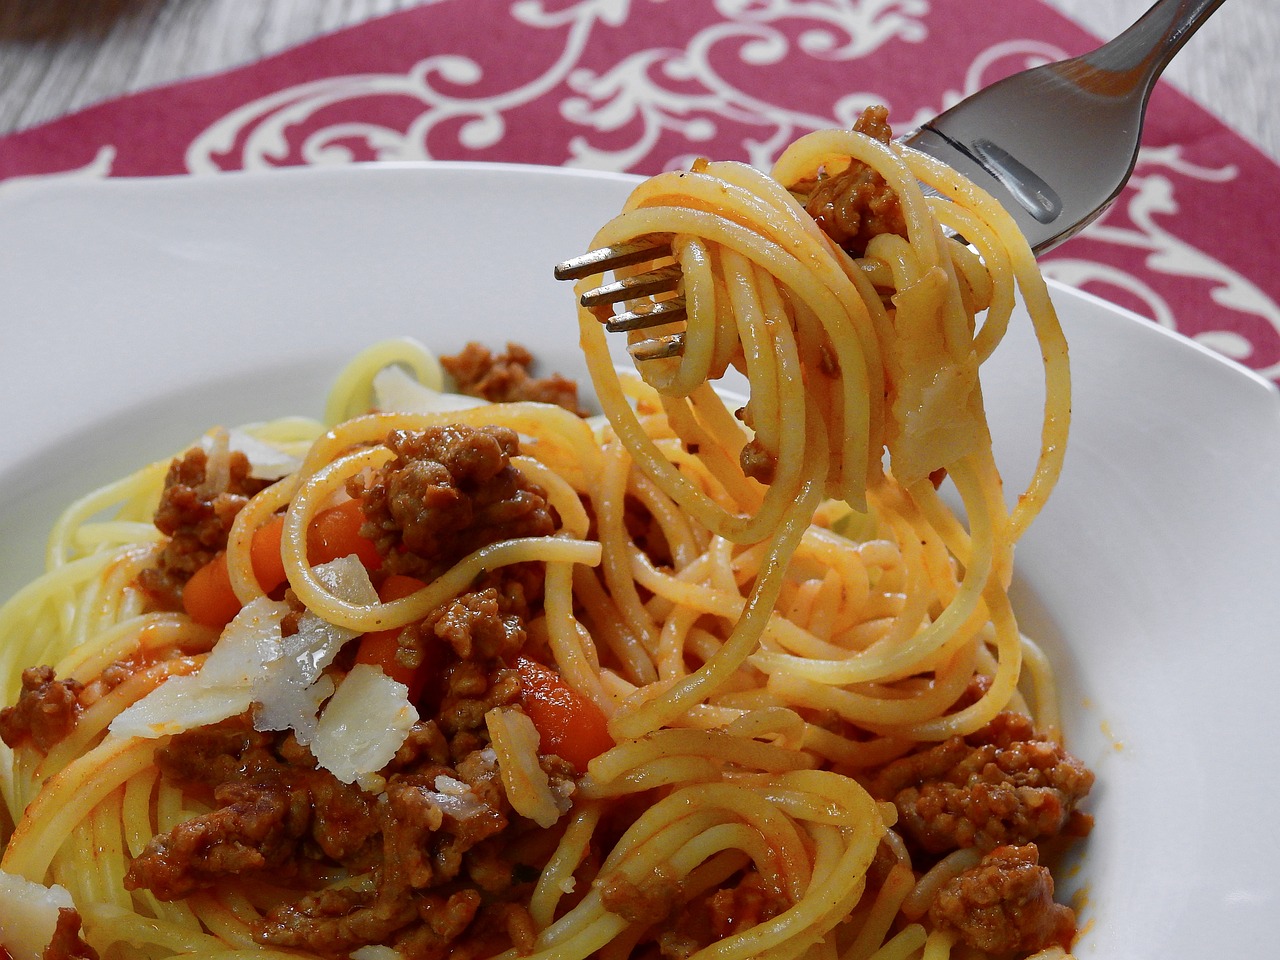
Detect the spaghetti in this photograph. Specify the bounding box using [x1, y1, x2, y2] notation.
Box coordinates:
[1, 114, 1087, 960]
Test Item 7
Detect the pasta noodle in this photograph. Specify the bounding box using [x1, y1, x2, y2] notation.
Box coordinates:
[1, 114, 1088, 960]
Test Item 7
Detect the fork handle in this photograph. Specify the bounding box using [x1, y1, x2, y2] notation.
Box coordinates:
[1080, 0, 1228, 92]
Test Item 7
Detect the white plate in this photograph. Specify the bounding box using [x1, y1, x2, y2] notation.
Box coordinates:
[1, 164, 1278, 957]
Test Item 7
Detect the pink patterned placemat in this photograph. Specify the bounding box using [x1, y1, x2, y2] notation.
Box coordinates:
[3, 0, 1277, 382]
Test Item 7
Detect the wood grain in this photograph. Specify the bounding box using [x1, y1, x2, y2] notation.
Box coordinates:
[0, 0, 1275, 160]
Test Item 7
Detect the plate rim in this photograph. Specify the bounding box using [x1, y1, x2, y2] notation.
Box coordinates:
[2, 158, 1274, 413]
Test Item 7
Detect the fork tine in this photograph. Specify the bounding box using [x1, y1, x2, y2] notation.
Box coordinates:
[553, 237, 672, 281]
[629, 333, 684, 362]
[553, 234, 688, 360]
[579, 264, 682, 308]
[605, 298, 687, 333]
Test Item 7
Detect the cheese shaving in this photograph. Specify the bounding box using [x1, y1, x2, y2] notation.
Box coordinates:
[215, 427, 304, 480]
[252, 555, 379, 744]
[373, 364, 486, 415]
[0, 871, 74, 960]
[109, 596, 288, 738]
[111, 557, 379, 757]
[311, 663, 419, 791]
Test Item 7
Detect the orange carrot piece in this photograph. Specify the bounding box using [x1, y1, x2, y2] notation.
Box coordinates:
[516, 657, 614, 773]
[355, 575, 429, 696]
[307, 498, 382, 570]
[182, 553, 242, 629]
[250, 513, 288, 593]
[378, 574, 429, 604]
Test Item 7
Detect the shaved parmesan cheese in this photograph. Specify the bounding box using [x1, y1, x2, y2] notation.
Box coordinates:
[194, 598, 291, 688]
[313, 554, 380, 607]
[0, 871, 74, 960]
[253, 556, 381, 743]
[111, 557, 380, 747]
[110, 597, 289, 738]
[486, 707, 568, 829]
[373, 364, 486, 415]
[108, 674, 252, 739]
[253, 670, 336, 747]
[251, 556, 378, 743]
[312, 664, 418, 790]
[218, 427, 304, 481]
[113, 558, 413, 790]
[433, 773, 471, 795]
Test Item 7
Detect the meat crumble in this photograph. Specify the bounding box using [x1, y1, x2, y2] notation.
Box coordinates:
[869, 710, 1094, 856]
[796, 105, 909, 257]
[137, 444, 269, 608]
[42, 908, 100, 960]
[602, 865, 792, 957]
[867, 709, 1093, 954]
[928, 844, 1075, 955]
[0, 666, 84, 753]
[124, 559, 571, 958]
[357, 424, 556, 582]
[441, 341, 586, 416]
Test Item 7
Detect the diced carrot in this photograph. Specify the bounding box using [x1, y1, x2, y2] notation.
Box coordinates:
[516, 657, 614, 773]
[250, 513, 288, 593]
[354, 630, 414, 688]
[307, 498, 382, 570]
[379, 574, 429, 605]
[183, 552, 242, 629]
[355, 575, 430, 698]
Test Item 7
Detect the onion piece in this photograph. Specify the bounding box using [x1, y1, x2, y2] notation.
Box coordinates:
[485, 706, 569, 829]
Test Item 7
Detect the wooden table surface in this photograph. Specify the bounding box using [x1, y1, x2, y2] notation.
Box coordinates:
[1, 0, 1276, 162]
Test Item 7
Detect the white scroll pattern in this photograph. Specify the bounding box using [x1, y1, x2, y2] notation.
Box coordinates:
[176, 0, 1278, 377]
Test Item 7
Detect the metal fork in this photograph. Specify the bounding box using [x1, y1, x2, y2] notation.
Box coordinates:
[555, 0, 1227, 361]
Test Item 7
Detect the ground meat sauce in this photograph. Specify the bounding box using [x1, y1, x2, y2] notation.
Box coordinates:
[797, 105, 909, 258]
[928, 844, 1075, 955]
[870, 711, 1094, 855]
[705, 870, 790, 940]
[599, 864, 684, 928]
[137, 445, 269, 607]
[124, 568, 572, 957]
[357, 424, 556, 582]
[441, 341, 586, 416]
[112, 423, 584, 955]
[377, 580, 532, 717]
[129, 717, 517, 953]
[606, 866, 791, 958]
[0, 666, 84, 752]
[868, 709, 1093, 954]
[42, 908, 100, 960]
[101, 351, 1095, 957]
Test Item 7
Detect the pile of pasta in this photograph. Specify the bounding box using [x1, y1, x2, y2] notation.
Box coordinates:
[1, 124, 1074, 960]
